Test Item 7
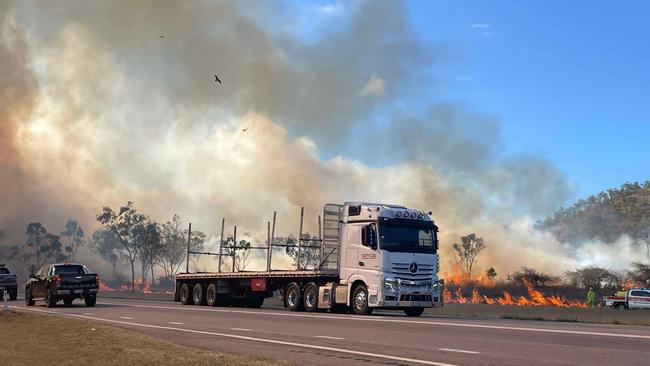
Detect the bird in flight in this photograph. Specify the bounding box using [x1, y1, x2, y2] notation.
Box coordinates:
[242, 128, 248, 132]
[214, 75, 222, 84]
[160, 35, 165, 38]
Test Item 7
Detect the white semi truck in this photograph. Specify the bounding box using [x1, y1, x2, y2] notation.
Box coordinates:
[174, 202, 444, 317]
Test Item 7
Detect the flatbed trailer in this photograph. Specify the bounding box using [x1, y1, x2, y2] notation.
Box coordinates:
[174, 202, 444, 316]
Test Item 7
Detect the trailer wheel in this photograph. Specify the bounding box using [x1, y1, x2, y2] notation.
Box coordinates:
[179, 283, 192, 305]
[303, 283, 319, 312]
[404, 307, 424, 317]
[206, 284, 218, 307]
[352, 284, 372, 315]
[285, 282, 304, 311]
[193, 283, 206, 305]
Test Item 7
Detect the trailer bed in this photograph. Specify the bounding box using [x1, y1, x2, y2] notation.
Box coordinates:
[175, 270, 339, 280]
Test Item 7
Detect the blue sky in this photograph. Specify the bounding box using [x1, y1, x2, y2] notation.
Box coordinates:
[407, 1, 650, 199]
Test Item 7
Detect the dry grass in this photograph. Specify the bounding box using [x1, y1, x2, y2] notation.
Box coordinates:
[426, 303, 650, 326]
[0, 311, 289, 366]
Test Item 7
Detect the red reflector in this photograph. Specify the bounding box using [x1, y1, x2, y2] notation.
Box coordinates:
[95, 274, 100, 282]
[251, 278, 266, 292]
[55, 275, 61, 284]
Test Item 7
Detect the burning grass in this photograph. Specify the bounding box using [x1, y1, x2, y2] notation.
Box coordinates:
[0, 311, 289, 366]
[426, 303, 650, 326]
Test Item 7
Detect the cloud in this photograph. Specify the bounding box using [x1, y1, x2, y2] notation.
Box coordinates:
[470, 23, 490, 29]
[360, 74, 385, 96]
[316, 3, 344, 15]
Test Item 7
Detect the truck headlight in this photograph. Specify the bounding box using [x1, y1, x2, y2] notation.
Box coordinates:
[384, 278, 399, 292]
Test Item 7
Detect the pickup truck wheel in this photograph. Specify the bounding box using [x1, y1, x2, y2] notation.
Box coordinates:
[352, 285, 373, 315]
[285, 282, 304, 311]
[303, 283, 319, 312]
[46, 289, 57, 308]
[25, 289, 35, 306]
[179, 283, 191, 305]
[192, 283, 206, 306]
[404, 307, 424, 317]
[63, 298, 74, 306]
[85, 295, 96, 307]
[616, 303, 626, 311]
[9, 290, 17, 301]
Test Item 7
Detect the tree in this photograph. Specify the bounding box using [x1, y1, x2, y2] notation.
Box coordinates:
[92, 228, 122, 278]
[221, 237, 252, 271]
[628, 262, 650, 287]
[97, 202, 147, 292]
[509, 267, 558, 287]
[452, 233, 486, 280]
[281, 233, 321, 270]
[564, 266, 620, 289]
[23, 223, 70, 272]
[60, 219, 85, 261]
[135, 220, 163, 290]
[486, 267, 497, 281]
[157, 215, 205, 279]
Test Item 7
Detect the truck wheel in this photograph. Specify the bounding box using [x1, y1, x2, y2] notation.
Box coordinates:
[192, 283, 206, 306]
[9, 290, 17, 301]
[352, 284, 372, 315]
[85, 295, 97, 307]
[46, 289, 57, 308]
[179, 283, 192, 305]
[25, 288, 35, 306]
[303, 283, 319, 312]
[206, 284, 218, 307]
[404, 307, 424, 317]
[63, 298, 74, 306]
[285, 282, 304, 311]
[616, 303, 626, 311]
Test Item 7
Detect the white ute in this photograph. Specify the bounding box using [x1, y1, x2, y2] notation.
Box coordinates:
[603, 288, 650, 310]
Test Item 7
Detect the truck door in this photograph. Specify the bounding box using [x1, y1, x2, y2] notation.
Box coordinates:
[345, 224, 378, 270]
[359, 223, 379, 269]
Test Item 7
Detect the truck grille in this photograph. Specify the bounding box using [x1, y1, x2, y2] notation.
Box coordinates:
[400, 294, 432, 302]
[391, 262, 434, 281]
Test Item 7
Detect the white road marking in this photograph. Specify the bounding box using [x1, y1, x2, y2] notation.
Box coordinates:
[83, 313, 94, 315]
[230, 328, 252, 331]
[168, 321, 184, 325]
[12, 306, 458, 366]
[119, 316, 133, 320]
[438, 348, 479, 354]
[96, 301, 650, 340]
[315, 335, 345, 340]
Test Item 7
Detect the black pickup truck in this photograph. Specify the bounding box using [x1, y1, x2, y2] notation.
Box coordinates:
[25, 263, 99, 307]
[0, 264, 18, 301]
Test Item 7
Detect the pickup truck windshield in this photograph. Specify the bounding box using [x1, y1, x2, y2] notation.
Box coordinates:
[0, 268, 9, 274]
[378, 219, 437, 254]
[53, 265, 87, 275]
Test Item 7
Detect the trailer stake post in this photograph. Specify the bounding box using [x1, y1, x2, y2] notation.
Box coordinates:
[267, 221, 272, 272]
[298, 207, 304, 270]
[186, 222, 192, 273]
[232, 225, 237, 272]
[218, 218, 225, 273]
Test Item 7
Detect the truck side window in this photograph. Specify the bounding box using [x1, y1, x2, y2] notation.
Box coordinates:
[631, 291, 645, 296]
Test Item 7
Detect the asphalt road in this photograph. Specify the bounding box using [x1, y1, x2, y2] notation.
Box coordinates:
[8, 297, 650, 366]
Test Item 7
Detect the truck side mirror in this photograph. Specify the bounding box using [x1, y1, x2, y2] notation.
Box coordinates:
[362, 224, 377, 250]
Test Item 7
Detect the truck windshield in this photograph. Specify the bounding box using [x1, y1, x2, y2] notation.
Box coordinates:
[0, 268, 9, 274]
[378, 220, 437, 254]
[53, 265, 87, 275]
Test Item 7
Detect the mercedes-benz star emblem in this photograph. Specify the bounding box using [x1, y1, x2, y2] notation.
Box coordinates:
[409, 262, 419, 273]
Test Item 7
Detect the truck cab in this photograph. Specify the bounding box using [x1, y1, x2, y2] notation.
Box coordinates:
[332, 202, 444, 316]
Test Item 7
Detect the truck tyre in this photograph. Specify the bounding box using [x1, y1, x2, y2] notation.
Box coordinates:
[179, 283, 192, 305]
[85, 295, 97, 307]
[193, 283, 206, 306]
[46, 289, 57, 308]
[303, 283, 319, 312]
[63, 298, 74, 306]
[206, 284, 218, 307]
[352, 284, 372, 315]
[25, 288, 35, 306]
[9, 290, 17, 301]
[616, 303, 626, 311]
[285, 282, 304, 312]
[404, 307, 424, 317]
